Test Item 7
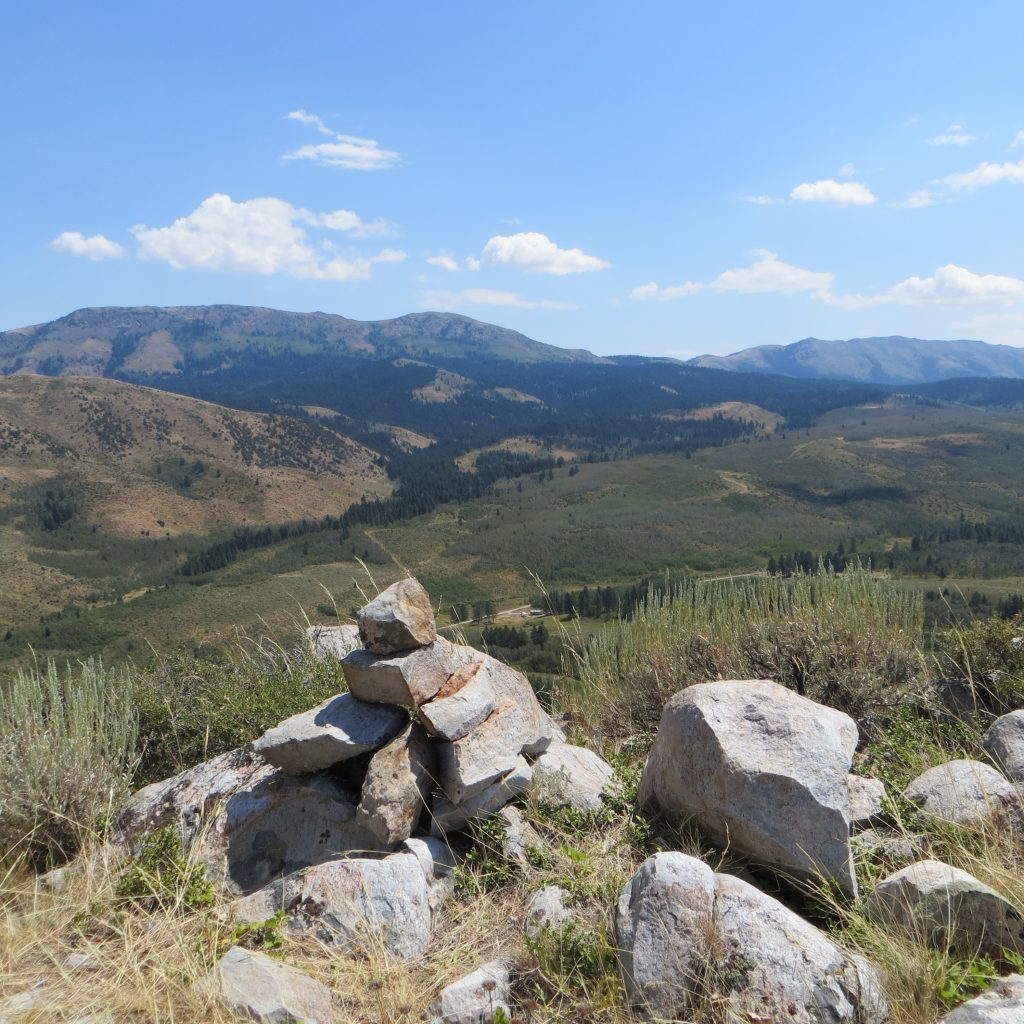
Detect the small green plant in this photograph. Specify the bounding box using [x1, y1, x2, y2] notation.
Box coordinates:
[453, 816, 518, 895]
[116, 826, 215, 912]
[936, 955, 999, 1008]
[526, 921, 621, 1010]
[226, 908, 287, 951]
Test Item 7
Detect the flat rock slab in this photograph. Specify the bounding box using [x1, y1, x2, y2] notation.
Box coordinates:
[639, 679, 859, 898]
[428, 960, 512, 1024]
[904, 759, 1023, 829]
[982, 710, 1024, 785]
[531, 742, 616, 813]
[866, 859, 1024, 957]
[420, 661, 496, 741]
[357, 723, 435, 846]
[198, 946, 334, 1024]
[230, 853, 432, 961]
[343, 637, 475, 707]
[305, 623, 361, 661]
[431, 757, 533, 833]
[359, 577, 436, 654]
[939, 973, 1024, 1023]
[253, 692, 407, 773]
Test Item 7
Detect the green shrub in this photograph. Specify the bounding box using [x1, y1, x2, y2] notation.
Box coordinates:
[0, 658, 138, 867]
[940, 611, 1024, 710]
[116, 825, 215, 912]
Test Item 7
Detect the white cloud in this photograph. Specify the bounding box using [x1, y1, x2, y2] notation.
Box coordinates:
[50, 231, 124, 260]
[928, 124, 975, 146]
[481, 231, 610, 275]
[838, 163, 857, 178]
[464, 256, 481, 272]
[789, 179, 877, 205]
[426, 254, 459, 272]
[303, 209, 393, 236]
[940, 158, 1024, 190]
[132, 193, 402, 281]
[283, 109, 399, 170]
[632, 251, 834, 303]
[887, 263, 1024, 306]
[423, 288, 577, 311]
[1011, 130, 1024, 150]
[743, 194, 779, 205]
[893, 188, 940, 209]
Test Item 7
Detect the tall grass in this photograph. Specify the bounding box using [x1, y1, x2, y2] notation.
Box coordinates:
[565, 564, 926, 735]
[0, 659, 139, 868]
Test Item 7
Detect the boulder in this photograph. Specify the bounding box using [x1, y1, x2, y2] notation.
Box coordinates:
[119, 748, 383, 895]
[305, 622, 361, 661]
[848, 774, 888, 829]
[229, 852, 432, 960]
[865, 860, 1024, 956]
[358, 577, 436, 654]
[531, 742, 616, 814]
[430, 757, 533, 833]
[495, 805, 543, 866]
[252, 692, 407, 774]
[356, 723, 435, 846]
[197, 946, 333, 1024]
[904, 759, 1024, 830]
[939, 973, 1024, 1023]
[436, 656, 559, 803]
[342, 637, 474, 708]
[616, 852, 716, 1019]
[427, 960, 512, 1024]
[525, 885, 574, 939]
[420, 661, 496, 741]
[616, 852, 886, 1023]
[401, 835, 458, 911]
[638, 679, 859, 897]
[982, 710, 1024, 784]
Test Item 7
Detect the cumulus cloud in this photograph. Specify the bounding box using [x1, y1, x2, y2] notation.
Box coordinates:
[928, 124, 975, 146]
[481, 231, 610, 275]
[464, 256, 481, 271]
[789, 179, 877, 205]
[423, 288, 577, 311]
[886, 263, 1024, 306]
[632, 251, 834, 303]
[426, 254, 459, 272]
[283, 109, 399, 170]
[132, 193, 404, 281]
[940, 158, 1024, 190]
[50, 231, 124, 260]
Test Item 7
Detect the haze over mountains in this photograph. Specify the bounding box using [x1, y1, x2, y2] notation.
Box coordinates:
[688, 336, 1024, 385]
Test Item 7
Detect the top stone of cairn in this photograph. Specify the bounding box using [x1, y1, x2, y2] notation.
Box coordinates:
[359, 578, 437, 655]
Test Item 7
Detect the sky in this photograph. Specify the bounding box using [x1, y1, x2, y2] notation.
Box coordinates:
[3, 1, 1024, 358]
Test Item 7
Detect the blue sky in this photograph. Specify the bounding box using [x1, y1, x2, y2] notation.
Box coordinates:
[3, 1, 1024, 357]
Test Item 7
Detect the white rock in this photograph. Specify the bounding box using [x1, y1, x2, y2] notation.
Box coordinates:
[848, 774, 888, 829]
[639, 679, 859, 897]
[939, 973, 1024, 1023]
[401, 836, 457, 911]
[420, 661, 497, 741]
[428, 960, 511, 1024]
[358, 577, 437, 654]
[525, 885, 573, 939]
[357, 723, 435, 846]
[982, 710, 1024, 784]
[496, 805, 543, 866]
[198, 946, 333, 1024]
[430, 757, 533, 833]
[865, 859, 1024, 957]
[252, 692, 407, 773]
[531, 742, 616, 813]
[616, 852, 717, 1019]
[305, 622, 361, 661]
[904, 759, 1024, 829]
[343, 637, 475, 707]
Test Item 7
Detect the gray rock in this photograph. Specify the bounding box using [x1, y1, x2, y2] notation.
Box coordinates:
[342, 637, 474, 708]
[939, 973, 1024, 1023]
[305, 622, 361, 661]
[229, 853, 432, 960]
[525, 885, 574, 939]
[437, 655, 559, 803]
[357, 723, 435, 846]
[848, 774, 888, 829]
[401, 835, 457, 911]
[428, 960, 512, 1024]
[252, 692, 407, 773]
[495, 805, 543, 866]
[430, 757, 533, 833]
[714, 872, 886, 1024]
[616, 852, 717, 1020]
[982, 710, 1024, 784]
[420, 661, 496, 741]
[638, 679, 859, 898]
[852, 827, 927, 864]
[904, 759, 1024, 829]
[0, 989, 44, 1022]
[531, 742, 616, 813]
[198, 946, 333, 1023]
[358, 577, 436, 654]
[928, 677, 984, 722]
[119, 748, 383, 895]
[865, 859, 1024, 957]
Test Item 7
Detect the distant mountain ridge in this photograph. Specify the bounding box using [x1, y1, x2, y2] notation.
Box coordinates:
[688, 336, 1024, 385]
[0, 305, 608, 379]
